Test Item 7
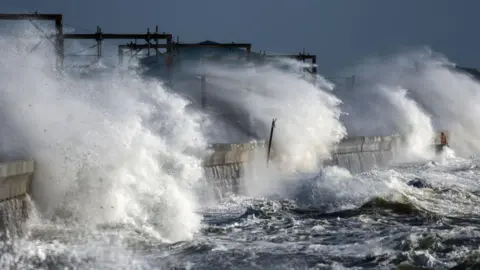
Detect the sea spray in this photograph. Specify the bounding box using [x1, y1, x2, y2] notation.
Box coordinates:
[166, 59, 346, 199]
[196, 61, 347, 173]
[0, 26, 207, 242]
[341, 48, 480, 158]
[380, 86, 435, 161]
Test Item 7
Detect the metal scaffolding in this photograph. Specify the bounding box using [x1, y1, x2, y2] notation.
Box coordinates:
[0, 13, 173, 68]
[117, 41, 252, 65]
[118, 41, 252, 108]
[0, 13, 317, 83]
[263, 52, 317, 76]
[0, 13, 63, 67]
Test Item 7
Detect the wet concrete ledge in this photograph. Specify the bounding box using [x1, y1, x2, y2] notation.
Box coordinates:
[203, 132, 449, 167]
[0, 160, 34, 236]
[202, 132, 450, 197]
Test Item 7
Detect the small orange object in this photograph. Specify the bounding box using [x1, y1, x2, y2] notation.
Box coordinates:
[440, 132, 448, 146]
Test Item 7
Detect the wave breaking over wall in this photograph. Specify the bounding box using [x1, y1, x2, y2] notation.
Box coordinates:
[192, 60, 347, 173]
[0, 25, 208, 242]
[339, 48, 480, 158]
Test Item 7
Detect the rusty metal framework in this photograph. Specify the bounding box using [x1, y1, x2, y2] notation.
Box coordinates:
[0, 13, 172, 68]
[118, 42, 252, 108]
[64, 25, 172, 64]
[0, 12, 324, 120]
[117, 41, 252, 65]
[0, 13, 317, 83]
[263, 52, 317, 76]
[0, 13, 63, 66]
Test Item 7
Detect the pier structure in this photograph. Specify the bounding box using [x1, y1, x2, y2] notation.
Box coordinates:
[0, 13, 316, 75]
[0, 13, 172, 68]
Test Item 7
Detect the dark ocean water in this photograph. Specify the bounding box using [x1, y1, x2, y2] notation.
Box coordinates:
[0, 30, 479, 269]
[1, 153, 480, 270]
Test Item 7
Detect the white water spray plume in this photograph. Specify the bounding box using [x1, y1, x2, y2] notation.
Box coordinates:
[338, 48, 480, 158]
[0, 25, 208, 243]
[189, 60, 347, 173]
[1, 23, 480, 246]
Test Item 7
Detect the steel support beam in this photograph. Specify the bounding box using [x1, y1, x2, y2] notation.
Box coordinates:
[118, 42, 251, 50]
[118, 42, 251, 66]
[0, 13, 62, 21]
[0, 13, 64, 68]
[264, 52, 317, 76]
[63, 33, 171, 40]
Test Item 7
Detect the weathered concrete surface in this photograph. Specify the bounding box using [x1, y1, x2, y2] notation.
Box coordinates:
[0, 160, 34, 201]
[0, 160, 34, 236]
[203, 141, 266, 166]
[203, 132, 450, 197]
[0, 196, 28, 237]
[203, 142, 266, 198]
[204, 132, 449, 166]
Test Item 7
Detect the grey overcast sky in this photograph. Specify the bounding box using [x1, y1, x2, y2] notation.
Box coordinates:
[3, 0, 479, 75]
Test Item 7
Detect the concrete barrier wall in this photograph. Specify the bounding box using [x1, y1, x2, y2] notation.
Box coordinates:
[0, 160, 34, 201]
[203, 132, 449, 167]
[203, 142, 266, 198]
[202, 132, 450, 197]
[0, 160, 34, 235]
[203, 142, 266, 166]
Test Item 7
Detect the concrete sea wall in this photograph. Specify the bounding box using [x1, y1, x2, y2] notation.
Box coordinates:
[0, 160, 34, 235]
[203, 141, 266, 197]
[203, 132, 450, 198]
[0, 132, 449, 229]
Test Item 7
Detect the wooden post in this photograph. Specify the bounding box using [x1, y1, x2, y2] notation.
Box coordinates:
[155, 25, 159, 61]
[55, 16, 64, 69]
[266, 118, 277, 167]
[312, 55, 317, 75]
[312, 55, 317, 85]
[118, 46, 123, 64]
[166, 34, 173, 84]
[166, 35, 172, 54]
[146, 28, 151, 56]
[302, 49, 306, 74]
[96, 26, 102, 61]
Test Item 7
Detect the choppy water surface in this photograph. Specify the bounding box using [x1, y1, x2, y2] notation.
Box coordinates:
[2, 25, 480, 270]
[2, 151, 480, 270]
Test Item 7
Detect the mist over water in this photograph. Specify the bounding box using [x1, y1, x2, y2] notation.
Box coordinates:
[187, 47, 480, 210]
[0, 26, 207, 243]
[194, 61, 347, 173]
[174, 48, 480, 201]
[335, 81, 436, 162]
[283, 47, 480, 218]
[2, 23, 480, 268]
[340, 48, 480, 158]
